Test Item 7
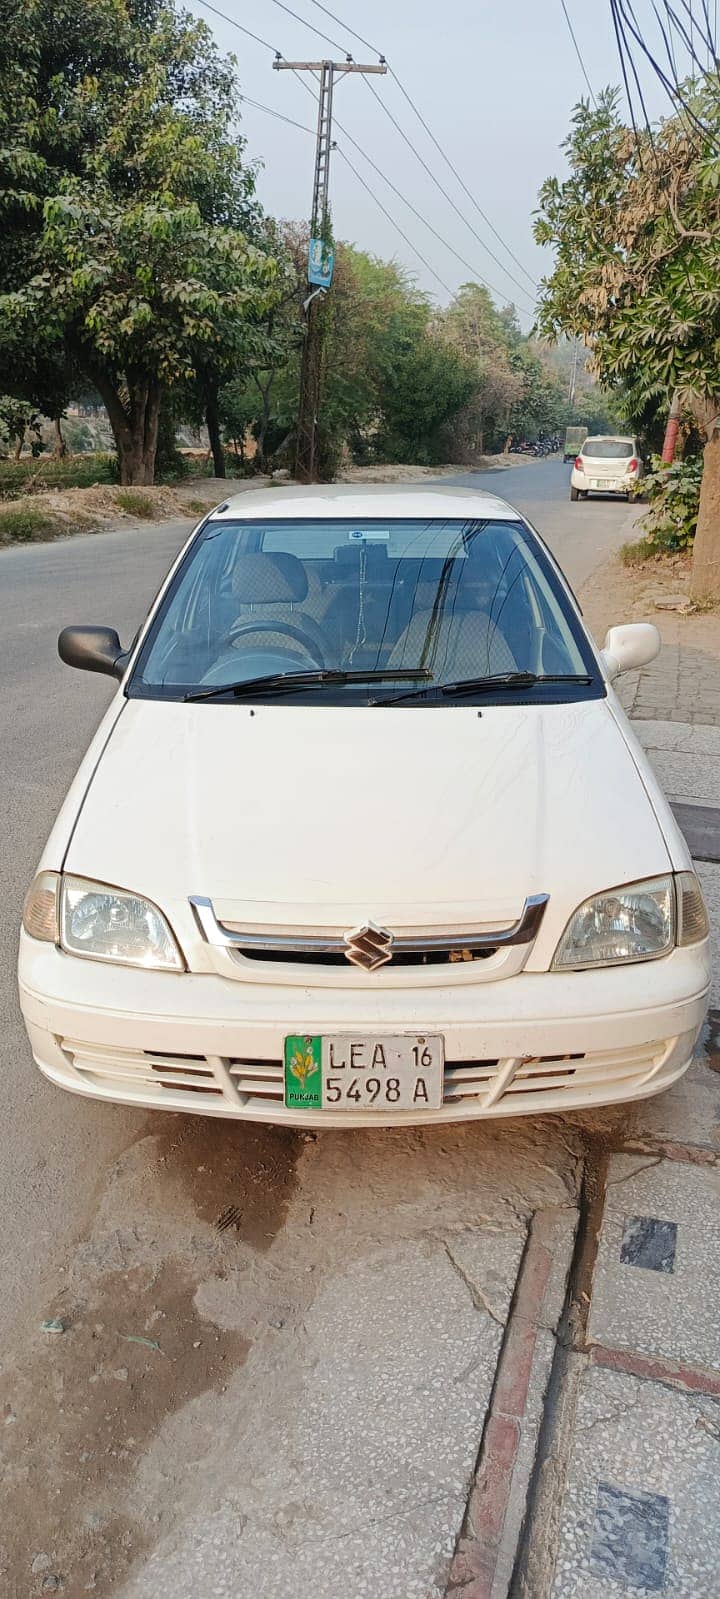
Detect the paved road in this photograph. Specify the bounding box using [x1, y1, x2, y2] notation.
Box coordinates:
[0, 461, 635, 1348]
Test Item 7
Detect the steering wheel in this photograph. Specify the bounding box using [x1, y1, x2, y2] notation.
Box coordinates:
[226, 618, 326, 669]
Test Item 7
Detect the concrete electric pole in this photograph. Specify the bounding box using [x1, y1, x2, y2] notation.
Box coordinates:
[274, 56, 387, 482]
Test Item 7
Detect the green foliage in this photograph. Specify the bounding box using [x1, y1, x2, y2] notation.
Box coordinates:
[534, 87, 720, 433]
[636, 454, 704, 552]
[0, 0, 279, 481]
[0, 451, 116, 496]
[0, 395, 42, 454]
[113, 489, 156, 517]
[0, 504, 61, 542]
[440, 285, 569, 454]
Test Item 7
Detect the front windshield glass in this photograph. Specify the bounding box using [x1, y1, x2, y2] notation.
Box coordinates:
[129, 516, 599, 703]
[582, 438, 634, 459]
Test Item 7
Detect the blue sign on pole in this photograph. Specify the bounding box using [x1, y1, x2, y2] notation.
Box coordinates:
[308, 237, 334, 289]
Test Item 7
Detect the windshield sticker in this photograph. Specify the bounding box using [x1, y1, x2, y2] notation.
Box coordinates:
[348, 529, 391, 541]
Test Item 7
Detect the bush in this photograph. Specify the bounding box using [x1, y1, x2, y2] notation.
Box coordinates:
[636, 454, 703, 552]
[113, 489, 156, 518]
[0, 452, 117, 497]
[0, 504, 62, 543]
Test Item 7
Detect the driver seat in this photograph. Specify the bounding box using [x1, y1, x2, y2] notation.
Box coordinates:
[228, 552, 327, 662]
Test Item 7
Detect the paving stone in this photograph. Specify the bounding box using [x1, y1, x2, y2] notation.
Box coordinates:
[632, 722, 720, 755]
[551, 1364, 720, 1598]
[589, 1156, 720, 1371]
[619, 1215, 677, 1273]
[590, 1481, 669, 1590]
[640, 747, 720, 805]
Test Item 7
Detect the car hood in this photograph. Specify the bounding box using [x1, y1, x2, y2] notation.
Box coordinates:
[64, 698, 673, 947]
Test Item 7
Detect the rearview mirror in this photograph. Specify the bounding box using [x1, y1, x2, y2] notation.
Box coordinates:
[58, 625, 127, 679]
[600, 623, 661, 682]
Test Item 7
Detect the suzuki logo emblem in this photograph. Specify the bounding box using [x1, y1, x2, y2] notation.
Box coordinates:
[343, 922, 394, 971]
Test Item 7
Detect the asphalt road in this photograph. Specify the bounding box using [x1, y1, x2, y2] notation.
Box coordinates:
[0, 459, 635, 1345]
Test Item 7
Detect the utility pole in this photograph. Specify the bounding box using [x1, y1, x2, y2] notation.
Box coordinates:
[274, 56, 387, 482]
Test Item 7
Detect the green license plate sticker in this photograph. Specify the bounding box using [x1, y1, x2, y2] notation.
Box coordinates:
[284, 1035, 322, 1109]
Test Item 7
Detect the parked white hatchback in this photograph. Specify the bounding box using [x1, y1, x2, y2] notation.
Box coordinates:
[570, 436, 644, 501]
[19, 486, 710, 1127]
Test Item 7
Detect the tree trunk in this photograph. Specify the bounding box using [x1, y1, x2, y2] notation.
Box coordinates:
[92, 371, 162, 484]
[690, 430, 720, 604]
[13, 430, 23, 460]
[205, 384, 225, 478]
[53, 417, 67, 459]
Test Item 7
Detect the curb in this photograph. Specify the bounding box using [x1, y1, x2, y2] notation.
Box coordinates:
[446, 1208, 577, 1598]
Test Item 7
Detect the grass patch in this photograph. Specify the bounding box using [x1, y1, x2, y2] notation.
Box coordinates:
[620, 536, 658, 566]
[0, 453, 116, 498]
[113, 489, 156, 518]
[0, 504, 64, 543]
[186, 497, 212, 515]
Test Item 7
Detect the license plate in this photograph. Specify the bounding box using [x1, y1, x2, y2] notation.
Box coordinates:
[590, 478, 617, 490]
[283, 1034, 444, 1112]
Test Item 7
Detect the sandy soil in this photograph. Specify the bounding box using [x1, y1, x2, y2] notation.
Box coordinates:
[580, 546, 720, 658]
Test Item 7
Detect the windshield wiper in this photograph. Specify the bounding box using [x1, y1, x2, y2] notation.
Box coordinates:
[184, 668, 431, 703]
[373, 672, 593, 706]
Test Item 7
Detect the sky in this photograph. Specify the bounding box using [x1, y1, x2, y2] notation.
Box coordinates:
[186, 0, 700, 328]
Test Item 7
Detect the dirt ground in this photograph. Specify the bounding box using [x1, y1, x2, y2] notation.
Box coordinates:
[0, 456, 537, 548]
[580, 545, 720, 656]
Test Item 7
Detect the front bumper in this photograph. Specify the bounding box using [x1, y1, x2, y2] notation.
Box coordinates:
[19, 935, 710, 1127]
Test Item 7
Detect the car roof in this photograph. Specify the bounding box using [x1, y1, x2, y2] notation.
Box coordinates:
[581, 435, 635, 445]
[206, 482, 523, 524]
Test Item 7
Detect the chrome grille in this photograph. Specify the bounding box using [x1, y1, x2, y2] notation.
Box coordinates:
[189, 893, 549, 969]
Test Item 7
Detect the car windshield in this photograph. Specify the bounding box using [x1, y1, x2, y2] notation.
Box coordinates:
[129, 516, 600, 703]
[582, 438, 634, 459]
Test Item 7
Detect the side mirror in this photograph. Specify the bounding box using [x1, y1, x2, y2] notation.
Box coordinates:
[600, 622, 661, 682]
[58, 625, 127, 679]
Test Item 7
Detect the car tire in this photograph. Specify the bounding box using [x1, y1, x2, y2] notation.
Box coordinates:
[570, 486, 580, 501]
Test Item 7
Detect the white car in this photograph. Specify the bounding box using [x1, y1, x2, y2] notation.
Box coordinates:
[570, 436, 644, 501]
[19, 486, 710, 1128]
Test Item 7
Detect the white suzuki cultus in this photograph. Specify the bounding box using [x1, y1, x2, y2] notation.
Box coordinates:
[19, 486, 710, 1127]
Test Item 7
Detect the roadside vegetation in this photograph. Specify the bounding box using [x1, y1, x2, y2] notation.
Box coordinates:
[535, 83, 720, 603]
[0, 0, 602, 519]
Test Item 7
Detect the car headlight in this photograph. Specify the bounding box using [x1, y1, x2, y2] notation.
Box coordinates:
[552, 873, 708, 970]
[60, 876, 184, 970]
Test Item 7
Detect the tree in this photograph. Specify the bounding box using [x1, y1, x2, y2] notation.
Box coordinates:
[535, 86, 720, 601]
[0, 396, 42, 459]
[443, 284, 523, 454]
[0, 0, 279, 482]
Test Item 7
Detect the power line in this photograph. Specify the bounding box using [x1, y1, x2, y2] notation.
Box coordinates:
[302, 0, 539, 289]
[336, 148, 456, 297]
[302, 0, 381, 57]
[237, 85, 459, 298]
[195, 0, 534, 307]
[267, 0, 539, 292]
[240, 94, 315, 134]
[361, 76, 536, 299]
[286, 60, 533, 308]
[333, 114, 534, 310]
[384, 68, 537, 287]
[267, 0, 348, 54]
[195, 0, 281, 55]
[558, 0, 598, 104]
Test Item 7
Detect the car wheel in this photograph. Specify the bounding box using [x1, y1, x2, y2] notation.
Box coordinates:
[570, 486, 580, 501]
